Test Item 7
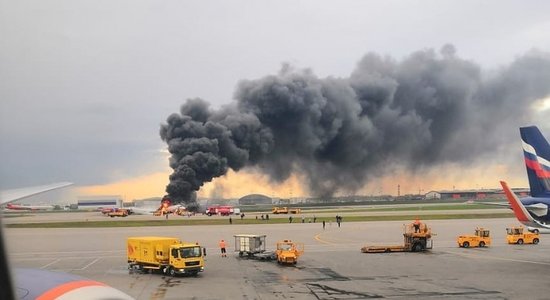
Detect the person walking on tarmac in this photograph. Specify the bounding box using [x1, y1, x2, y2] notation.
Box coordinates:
[413, 218, 421, 233]
[219, 239, 227, 257]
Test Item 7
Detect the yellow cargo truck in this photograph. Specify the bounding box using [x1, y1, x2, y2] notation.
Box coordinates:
[127, 237, 205, 276]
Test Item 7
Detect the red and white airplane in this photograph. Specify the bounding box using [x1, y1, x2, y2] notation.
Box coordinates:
[5, 203, 54, 211]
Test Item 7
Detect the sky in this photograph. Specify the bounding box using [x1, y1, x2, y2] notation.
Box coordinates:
[1, 0, 550, 201]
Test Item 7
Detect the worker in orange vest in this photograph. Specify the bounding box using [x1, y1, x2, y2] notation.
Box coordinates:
[219, 239, 227, 257]
[413, 218, 421, 233]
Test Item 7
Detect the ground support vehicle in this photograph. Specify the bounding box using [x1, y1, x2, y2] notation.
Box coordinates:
[107, 208, 130, 217]
[275, 240, 304, 265]
[506, 226, 540, 245]
[361, 222, 433, 253]
[127, 237, 205, 276]
[271, 207, 302, 214]
[234, 234, 272, 259]
[457, 227, 491, 248]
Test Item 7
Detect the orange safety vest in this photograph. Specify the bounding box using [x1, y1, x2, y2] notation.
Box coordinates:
[219, 240, 226, 248]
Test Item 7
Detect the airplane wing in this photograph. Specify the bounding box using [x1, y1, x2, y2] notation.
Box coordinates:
[0, 182, 73, 205]
[0, 181, 135, 299]
[472, 201, 510, 208]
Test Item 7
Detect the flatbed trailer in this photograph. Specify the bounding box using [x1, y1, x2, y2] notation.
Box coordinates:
[361, 245, 408, 253]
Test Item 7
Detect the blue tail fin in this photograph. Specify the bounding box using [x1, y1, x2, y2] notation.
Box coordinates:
[520, 126, 550, 197]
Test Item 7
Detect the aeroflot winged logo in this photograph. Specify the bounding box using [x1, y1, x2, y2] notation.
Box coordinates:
[521, 126, 550, 197]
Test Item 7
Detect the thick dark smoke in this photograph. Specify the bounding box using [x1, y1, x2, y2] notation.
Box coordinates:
[161, 45, 550, 207]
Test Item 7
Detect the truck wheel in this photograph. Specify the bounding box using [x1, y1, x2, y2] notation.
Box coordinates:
[517, 239, 524, 245]
[479, 241, 485, 247]
[412, 243, 423, 252]
[462, 241, 470, 248]
[169, 267, 176, 277]
[533, 238, 539, 244]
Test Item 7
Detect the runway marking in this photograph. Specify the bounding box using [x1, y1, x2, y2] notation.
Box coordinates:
[77, 257, 101, 270]
[314, 232, 334, 245]
[445, 250, 550, 266]
[40, 258, 60, 269]
[10, 255, 122, 261]
[9, 250, 125, 256]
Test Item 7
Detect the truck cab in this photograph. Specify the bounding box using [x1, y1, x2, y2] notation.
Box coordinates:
[167, 244, 204, 276]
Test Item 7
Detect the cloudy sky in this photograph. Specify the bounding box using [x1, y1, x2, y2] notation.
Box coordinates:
[1, 0, 550, 200]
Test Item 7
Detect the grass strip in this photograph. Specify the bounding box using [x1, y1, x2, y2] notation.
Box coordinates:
[5, 212, 513, 228]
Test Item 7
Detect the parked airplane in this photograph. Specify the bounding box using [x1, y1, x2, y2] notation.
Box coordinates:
[500, 125, 550, 233]
[0, 182, 134, 299]
[5, 203, 54, 211]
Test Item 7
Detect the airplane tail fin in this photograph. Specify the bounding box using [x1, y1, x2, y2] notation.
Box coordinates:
[520, 126, 550, 198]
[500, 181, 535, 224]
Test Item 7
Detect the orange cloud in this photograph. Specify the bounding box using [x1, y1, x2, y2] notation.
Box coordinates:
[76, 162, 528, 201]
[77, 172, 169, 201]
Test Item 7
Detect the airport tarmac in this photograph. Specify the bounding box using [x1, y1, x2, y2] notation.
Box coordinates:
[4, 217, 549, 299]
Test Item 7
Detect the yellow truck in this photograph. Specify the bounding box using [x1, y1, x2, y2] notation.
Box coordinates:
[272, 207, 302, 214]
[506, 226, 540, 245]
[275, 240, 304, 265]
[108, 208, 130, 217]
[457, 227, 491, 248]
[127, 237, 205, 276]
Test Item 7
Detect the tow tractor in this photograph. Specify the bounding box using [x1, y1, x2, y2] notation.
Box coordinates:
[361, 221, 433, 253]
[457, 227, 491, 248]
[506, 226, 540, 245]
[275, 240, 304, 264]
[234, 234, 304, 264]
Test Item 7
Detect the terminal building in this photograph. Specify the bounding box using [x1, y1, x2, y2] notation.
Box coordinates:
[77, 195, 123, 210]
[424, 188, 530, 200]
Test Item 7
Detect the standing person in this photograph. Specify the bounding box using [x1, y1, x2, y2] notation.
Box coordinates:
[322, 220, 326, 230]
[165, 213, 169, 220]
[266, 214, 269, 221]
[413, 218, 421, 233]
[313, 215, 317, 223]
[219, 239, 227, 257]
[289, 216, 293, 223]
[229, 217, 232, 224]
[337, 215, 342, 227]
[240, 213, 245, 220]
[301, 215, 305, 223]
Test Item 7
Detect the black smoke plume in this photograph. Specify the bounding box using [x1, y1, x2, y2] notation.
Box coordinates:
[161, 45, 550, 207]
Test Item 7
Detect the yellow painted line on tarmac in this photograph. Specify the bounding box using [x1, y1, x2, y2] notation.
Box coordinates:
[446, 249, 550, 266]
[314, 232, 335, 245]
[314, 227, 364, 245]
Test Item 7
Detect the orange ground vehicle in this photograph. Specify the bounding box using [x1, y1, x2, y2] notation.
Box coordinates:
[361, 221, 433, 253]
[457, 228, 491, 248]
[275, 240, 304, 265]
[271, 207, 301, 214]
[506, 226, 540, 245]
[107, 208, 130, 217]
